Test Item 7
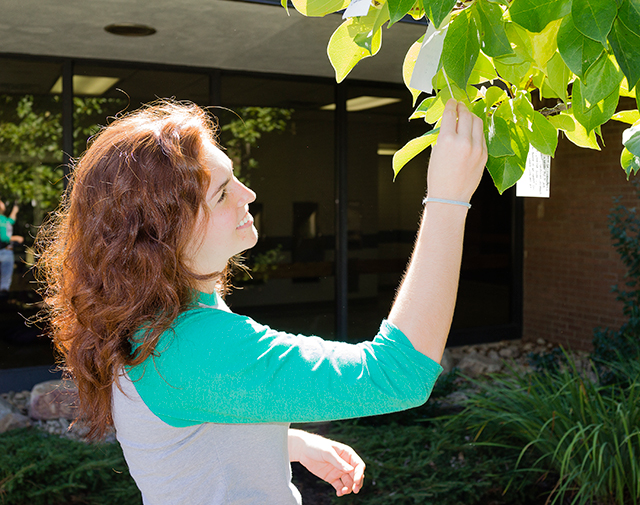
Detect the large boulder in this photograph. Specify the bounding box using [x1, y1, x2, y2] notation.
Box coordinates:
[29, 379, 78, 420]
[0, 397, 31, 433]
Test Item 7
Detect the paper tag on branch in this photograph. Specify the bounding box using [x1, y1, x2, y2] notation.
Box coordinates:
[342, 0, 371, 19]
[409, 23, 448, 94]
[516, 147, 551, 198]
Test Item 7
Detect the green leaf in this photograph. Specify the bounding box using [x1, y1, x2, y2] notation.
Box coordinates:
[572, 80, 620, 132]
[557, 14, 605, 78]
[422, 0, 457, 28]
[486, 155, 526, 193]
[488, 116, 515, 157]
[617, 0, 640, 30]
[388, 0, 417, 26]
[581, 53, 624, 106]
[485, 86, 508, 108]
[441, 8, 480, 89]
[510, 0, 572, 32]
[612, 110, 640, 124]
[493, 54, 533, 87]
[393, 128, 440, 177]
[403, 34, 425, 105]
[622, 121, 640, 157]
[530, 19, 563, 72]
[550, 112, 602, 149]
[328, 18, 383, 82]
[410, 96, 446, 123]
[608, 16, 640, 90]
[571, 0, 618, 45]
[476, 0, 513, 57]
[545, 52, 572, 101]
[291, 0, 349, 16]
[433, 70, 481, 103]
[548, 112, 577, 131]
[527, 111, 559, 156]
[468, 51, 498, 84]
[281, 0, 290, 15]
[621, 146, 640, 177]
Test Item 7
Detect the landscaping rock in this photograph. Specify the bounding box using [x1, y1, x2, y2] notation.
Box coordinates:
[29, 379, 78, 420]
[0, 397, 31, 433]
[440, 348, 454, 374]
[456, 352, 503, 377]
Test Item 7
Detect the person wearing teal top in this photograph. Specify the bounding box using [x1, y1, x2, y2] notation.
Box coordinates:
[38, 99, 487, 504]
[0, 200, 23, 293]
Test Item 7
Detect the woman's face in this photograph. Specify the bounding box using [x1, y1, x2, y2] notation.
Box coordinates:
[186, 138, 258, 287]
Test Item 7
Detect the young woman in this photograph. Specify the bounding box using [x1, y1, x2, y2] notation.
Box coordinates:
[38, 98, 486, 504]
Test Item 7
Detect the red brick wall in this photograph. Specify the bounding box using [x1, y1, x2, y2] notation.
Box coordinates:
[523, 117, 638, 350]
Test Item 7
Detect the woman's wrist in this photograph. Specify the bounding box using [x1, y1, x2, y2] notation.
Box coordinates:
[422, 196, 471, 209]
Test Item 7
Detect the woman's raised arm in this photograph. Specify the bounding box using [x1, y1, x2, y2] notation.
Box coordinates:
[388, 99, 487, 364]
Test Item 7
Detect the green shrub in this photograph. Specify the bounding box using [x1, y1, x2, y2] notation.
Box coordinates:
[456, 356, 640, 505]
[325, 418, 538, 505]
[0, 428, 141, 505]
[592, 193, 640, 386]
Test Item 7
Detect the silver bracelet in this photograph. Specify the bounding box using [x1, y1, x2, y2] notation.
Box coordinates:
[422, 196, 471, 209]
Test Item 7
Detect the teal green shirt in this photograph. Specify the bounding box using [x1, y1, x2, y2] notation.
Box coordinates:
[0, 215, 14, 244]
[127, 291, 443, 427]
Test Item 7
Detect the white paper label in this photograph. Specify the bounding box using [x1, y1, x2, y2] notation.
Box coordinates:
[516, 147, 551, 198]
[342, 0, 371, 19]
[409, 23, 448, 94]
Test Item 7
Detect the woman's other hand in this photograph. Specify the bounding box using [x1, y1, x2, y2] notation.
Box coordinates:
[288, 429, 365, 497]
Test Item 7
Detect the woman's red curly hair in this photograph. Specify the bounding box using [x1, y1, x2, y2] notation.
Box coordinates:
[37, 100, 225, 440]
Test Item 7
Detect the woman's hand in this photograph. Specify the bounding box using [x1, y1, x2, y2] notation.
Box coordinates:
[427, 99, 487, 204]
[288, 429, 365, 497]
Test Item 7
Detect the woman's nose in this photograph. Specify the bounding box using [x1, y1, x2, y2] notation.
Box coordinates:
[237, 180, 256, 206]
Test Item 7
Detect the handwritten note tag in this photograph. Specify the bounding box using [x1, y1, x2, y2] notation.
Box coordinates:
[343, 0, 371, 19]
[409, 23, 448, 94]
[516, 147, 551, 198]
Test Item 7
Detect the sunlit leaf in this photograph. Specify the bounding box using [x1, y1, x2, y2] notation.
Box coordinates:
[485, 86, 508, 108]
[557, 14, 605, 78]
[422, 0, 457, 28]
[476, 0, 513, 57]
[328, 18, 382, 82]
[609, 16, 640, 91]
[403, 34, 425, 105]
[571, 0, 617, 45]
[622, 121, 640, 157]
[510, 0, 572, 32]
[291, 0, 349, 16]
[494, 54, 534, 87]
[621, 146, 640, 177]
[468, 51, 498, 84]
[612, 110, 640, 124]
[548, 112, 577, 132]
[572, 79, 620, 133]
[528, 19, 563, 72]
[441, 8, 480, 90]
[410, 95, 446, 123]
[550, 112, 602, 149]
[392, 128, 439, 177]
[545, 52, 571, 102]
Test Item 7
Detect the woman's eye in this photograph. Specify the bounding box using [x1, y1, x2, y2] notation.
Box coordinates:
[217, 189, 227, 203]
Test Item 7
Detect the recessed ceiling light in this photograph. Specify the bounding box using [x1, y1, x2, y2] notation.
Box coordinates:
[321, 96, 402, 112]
[50, 76, 120, 95]
[104, 23, 157, 37]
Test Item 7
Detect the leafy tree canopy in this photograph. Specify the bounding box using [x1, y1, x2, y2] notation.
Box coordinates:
[287, 0, 640, 193]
